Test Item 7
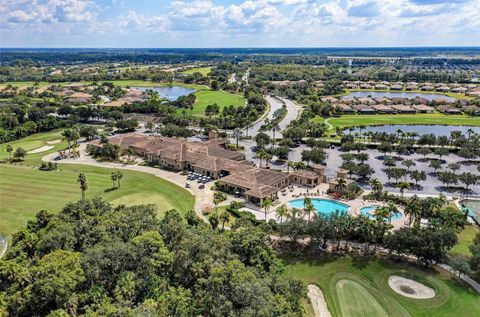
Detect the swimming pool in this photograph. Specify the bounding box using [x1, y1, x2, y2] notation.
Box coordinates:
[288, 198, 350, 215]
[461, 199, 480, 224]
[360, 205, 402, 220]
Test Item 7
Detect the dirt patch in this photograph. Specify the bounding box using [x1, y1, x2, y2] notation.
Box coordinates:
[47, 139, 61, 145]
[307, 284, 332, 317]
[27, 145, 54, 154]
[388, 275, 435, 299]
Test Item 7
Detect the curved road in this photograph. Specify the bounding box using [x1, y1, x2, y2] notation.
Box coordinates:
[236, 96, 301, 168]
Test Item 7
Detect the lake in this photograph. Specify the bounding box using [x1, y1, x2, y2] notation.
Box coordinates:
[352, 124, 480, 137]
[133, 86, 196, 101]
[342, 91, 456, 102]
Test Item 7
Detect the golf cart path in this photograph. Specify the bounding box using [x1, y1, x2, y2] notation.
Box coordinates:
[42, 143, 212, 222]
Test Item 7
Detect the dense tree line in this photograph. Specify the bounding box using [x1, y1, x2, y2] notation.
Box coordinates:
[0, 199, 305, 316]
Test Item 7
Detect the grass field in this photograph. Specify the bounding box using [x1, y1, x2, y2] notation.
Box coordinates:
[336, 279, 388, 317]
[181, 67, 212, 76]
[450, 225, 480, 257]
[283, 254, 480, 317]
[180, 90, 245, 117]
[0, 130, 194, 238]
[314, 113, 480, 131]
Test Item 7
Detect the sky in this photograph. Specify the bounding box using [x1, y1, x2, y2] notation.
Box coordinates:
[0, 0, 479, 48]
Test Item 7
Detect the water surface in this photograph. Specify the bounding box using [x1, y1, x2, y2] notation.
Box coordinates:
[133, 86, 195, 101]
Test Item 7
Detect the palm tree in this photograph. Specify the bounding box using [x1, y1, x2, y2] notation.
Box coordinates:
[270, 123, 280, 148]
[220, 209, 230, 230]
[111, 172, 118, 188]
[245, 122, 252, 138]
[77, 173, 88, 201]
[369, 178, 383, 196]
[276, 204, 289, 223]
[335, 178, 347, 193]
[264, 152, 273, 168]
[116, 171, 123, 188]
[232, 127, 243, 149]
[62, 129, 73, 156]
[404, 195, 421, 226]
[303, 197, 314, 222]
[286, 161, 295, 173]
[397, 182, 411, 198]
[290, 207, 301, 219]
[6, 144, 13, 162]
[262, 197, 273, 221]
[257, 150, 266, 168]
[382, 203, 400, 224]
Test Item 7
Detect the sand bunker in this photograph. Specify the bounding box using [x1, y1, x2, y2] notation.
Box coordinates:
[47, 139, 61, 145]
[388, 275, 435, 299]
[307, 284, 332, 317]
[27, 145, 54, 154]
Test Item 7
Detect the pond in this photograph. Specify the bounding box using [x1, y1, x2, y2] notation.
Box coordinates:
[342, 91, 456, 101]
[133, 86, 196, 101]
[351, 125, 480, 137]
[289, 198, 350, 215]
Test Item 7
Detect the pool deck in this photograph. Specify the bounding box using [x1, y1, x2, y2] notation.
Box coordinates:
[239, 183, 406, 229]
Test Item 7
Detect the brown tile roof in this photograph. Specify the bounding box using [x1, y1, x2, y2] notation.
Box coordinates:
[291, 170, 320, 180]
[245, 185, 278, 199]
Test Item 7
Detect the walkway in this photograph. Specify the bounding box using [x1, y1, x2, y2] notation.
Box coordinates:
[42, 143, 213, 222]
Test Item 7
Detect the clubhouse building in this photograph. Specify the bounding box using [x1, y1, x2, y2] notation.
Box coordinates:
[94, 133, 327, 205]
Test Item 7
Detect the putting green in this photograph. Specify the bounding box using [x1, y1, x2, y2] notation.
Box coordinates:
[336, 279, 388, 317]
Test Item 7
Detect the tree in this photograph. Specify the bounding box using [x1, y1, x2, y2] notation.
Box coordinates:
[303, 197, 314, 222]
[437, 171, 458, 189]
[77, 172, 88, 200]
[448, 162, 461, 174]
[276, 204, 289, 223]
[417, 147, 432, 160]
[410, 170, 427, 187]
[116, 171, 124, 188]
[383, 156, 396, 170]
[61, 128, 73, 156]
[335, 178, 347, 193]
[145, 120, 155, 132]
[434, 147, 449, 160]
[369, 178, 383, 196]
[404, 195, 422, 227]
[429, 159, 443, 174]
[13, 147, 26, 161]
[397, 182, 411, 198]
[111, 171, 118, 188]
[459, 172, 477, 193]
[232, 127, 243, 149]
[219, 209, 230, 230]
[262, 197, 273, 221]
[449, 256, 472, 278]
[402, 159, 416, 172]
[6, 144, 13, 162]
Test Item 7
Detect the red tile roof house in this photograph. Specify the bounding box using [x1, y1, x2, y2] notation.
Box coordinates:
[357, 97, 376, 105]
[359, 83, 373, 89]
[411, 104, 435, 113]
[451, 87, 468, 94]
[352, 104, 376, 114]
[391, 105, 416, 114]
[437, 105, 462, 114]
[335, 104, 355, 114]
[406, 84, 418, 91]
[372, 104, 396, 114]
[390, 84, 403, 91]
[374, 84, 388, 90]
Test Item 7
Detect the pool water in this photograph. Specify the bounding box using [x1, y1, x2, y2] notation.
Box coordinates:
[360, 205, 402, 220]
[289, 199, 350, 215]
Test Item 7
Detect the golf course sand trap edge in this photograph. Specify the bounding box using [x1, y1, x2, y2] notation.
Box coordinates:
[388, 275, 435, 299]
[307, 284, 332, 317]
[27, 145, 54, 154]
[47, 139, 61, 145]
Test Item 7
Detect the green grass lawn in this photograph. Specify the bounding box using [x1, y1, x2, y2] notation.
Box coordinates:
[0, 130, 194, 239]
[450, 225, 480, 257]
[178, 90, 245, 117]
[282, 254, 480, 317]
[0, 164, 194, 238]
[315, 113, 480, 131]
[181, 67, 212, 76]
